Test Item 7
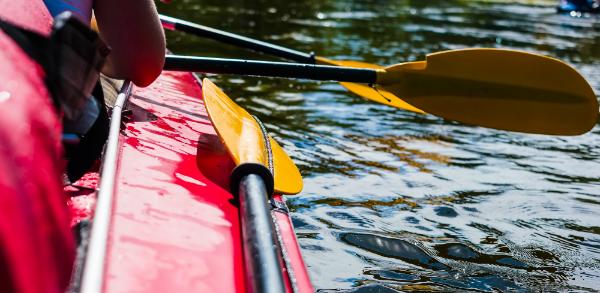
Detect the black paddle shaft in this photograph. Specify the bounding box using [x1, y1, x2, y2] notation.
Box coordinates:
[160, 15, 316, 64]
[238, 173, 286, 293]
[164, 55, 378, 83]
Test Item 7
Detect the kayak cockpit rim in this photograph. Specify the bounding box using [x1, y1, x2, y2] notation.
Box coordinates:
[79, 80, 133, 293]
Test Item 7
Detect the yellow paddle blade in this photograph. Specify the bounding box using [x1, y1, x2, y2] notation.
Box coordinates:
[202, 78, 303, 195]
[316, 57, 425, 113]
[376, 48, 599, 135]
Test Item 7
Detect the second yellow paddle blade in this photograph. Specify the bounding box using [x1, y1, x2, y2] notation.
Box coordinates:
[202, 78, 303, 195]
[378, 49, 599, 135]
[316, 57, 424, 113]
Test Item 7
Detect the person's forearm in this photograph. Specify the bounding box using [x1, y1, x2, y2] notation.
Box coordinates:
[94, 0, 165, 87]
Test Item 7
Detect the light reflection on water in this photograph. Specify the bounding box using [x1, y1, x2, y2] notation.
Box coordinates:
[159, 0, 600, 291]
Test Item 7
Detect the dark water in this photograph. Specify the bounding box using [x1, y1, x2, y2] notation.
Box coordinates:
[158, 0, 600, 291]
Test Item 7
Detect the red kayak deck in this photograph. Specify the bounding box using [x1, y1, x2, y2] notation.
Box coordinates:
[104, 72, 245, 292]
[69, 71, 313, 292]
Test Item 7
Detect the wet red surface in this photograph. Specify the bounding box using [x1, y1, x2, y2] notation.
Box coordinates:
[98, 71, 313, 292]
[56, 68, 313, 292]
[103, 72, 246, 292]
[65, 171, 99, 226]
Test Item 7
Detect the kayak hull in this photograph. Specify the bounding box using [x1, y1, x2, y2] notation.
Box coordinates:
[102, 72, 246, 292]
[72, 73, 313, 292]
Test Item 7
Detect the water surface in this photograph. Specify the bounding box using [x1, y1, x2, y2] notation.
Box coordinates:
[159, 0, 600, 291]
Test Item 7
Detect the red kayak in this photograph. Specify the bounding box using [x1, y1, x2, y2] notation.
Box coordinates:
[0, 0, 313, 292]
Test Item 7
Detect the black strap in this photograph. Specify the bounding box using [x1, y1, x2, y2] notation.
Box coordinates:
[0, 13, 109, 120]
[0, 17, 49, 62]
[64, 81, 109, 183]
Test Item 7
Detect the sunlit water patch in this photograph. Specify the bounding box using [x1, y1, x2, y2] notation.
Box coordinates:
[159, 0, 600, 291]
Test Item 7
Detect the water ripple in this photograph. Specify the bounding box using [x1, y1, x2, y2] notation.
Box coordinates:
[159, 0, 600, 291]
